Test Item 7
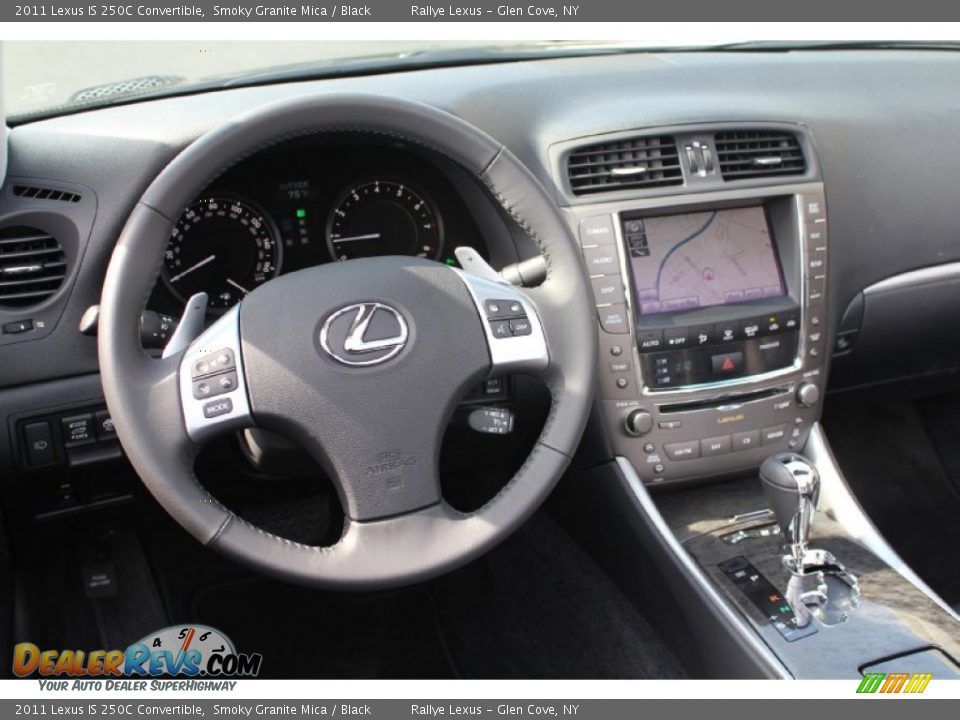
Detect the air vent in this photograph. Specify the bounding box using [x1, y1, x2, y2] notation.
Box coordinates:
[13, 185, 82, 203]
[0, 226, 67, 307]
[715, 130, 806, 181]
[567, 135, 682, 195]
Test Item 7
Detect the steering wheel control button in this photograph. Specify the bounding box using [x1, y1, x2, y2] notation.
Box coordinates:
[467, 407, 514, 435]
[490, 320, 512, 338]
[579, 215, 616, 246]
[598, 304, 629, 334]
[203, 398, 234, 419]
[23, 421, 55, 466]
[509, 318, 532, 336]
[664, 440, 700, 461]
[61, 414, 95, 448]
[582, 245, 621, 275]
[484, 299, 526, 320]
[701, 435, 732, 457]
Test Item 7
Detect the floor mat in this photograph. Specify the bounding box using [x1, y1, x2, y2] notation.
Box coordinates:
[431, 512, 686, 679]
[823, 395, 960, 606]
[190, 581, 458, 679]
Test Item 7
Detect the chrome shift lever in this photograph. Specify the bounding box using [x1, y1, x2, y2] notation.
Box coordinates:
[759, 453, 859, 627]
[759, 453, 820, 568]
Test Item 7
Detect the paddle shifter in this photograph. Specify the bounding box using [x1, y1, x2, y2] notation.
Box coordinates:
[759, 453, 860, 627]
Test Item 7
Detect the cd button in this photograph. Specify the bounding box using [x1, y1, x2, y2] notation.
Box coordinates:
[732, 430, 761, 451]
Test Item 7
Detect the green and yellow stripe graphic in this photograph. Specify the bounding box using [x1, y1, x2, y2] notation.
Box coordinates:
[857, 672, 933, 694]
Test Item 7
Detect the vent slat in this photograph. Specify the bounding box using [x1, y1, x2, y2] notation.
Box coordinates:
[0, 274, 66, 288]
[0, 226, 66, 307]
[12, 185, 82, 203]
[567, 135, 683, 196]
[715, 130, 807, 181]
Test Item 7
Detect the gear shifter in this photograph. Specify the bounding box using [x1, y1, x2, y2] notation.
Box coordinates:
[759, 453, 860, 627]
[759, 453, 820, 568]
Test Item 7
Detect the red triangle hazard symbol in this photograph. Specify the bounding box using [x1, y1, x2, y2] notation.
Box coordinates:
[722, 357, 735, 371]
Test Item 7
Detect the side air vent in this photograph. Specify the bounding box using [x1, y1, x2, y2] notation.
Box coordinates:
[567, 135, 683, 195]
[715, 130, 806, 181]
[0, 226, 67, 307]
[13, 185, 82, 203]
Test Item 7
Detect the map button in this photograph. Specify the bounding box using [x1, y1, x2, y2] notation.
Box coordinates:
[579, 215, 616, 246]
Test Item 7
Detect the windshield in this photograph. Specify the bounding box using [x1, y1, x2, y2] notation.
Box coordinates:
[4, 37, 959, 119]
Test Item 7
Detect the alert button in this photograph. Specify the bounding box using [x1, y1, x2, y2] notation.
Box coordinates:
[711, 351, 744, 377]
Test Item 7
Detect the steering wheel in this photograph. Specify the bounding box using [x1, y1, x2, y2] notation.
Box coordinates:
[98, 95, 596, 589]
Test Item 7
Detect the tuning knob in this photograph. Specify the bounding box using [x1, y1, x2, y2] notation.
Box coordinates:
[796, 382, 820, 408]
[625, 409, 654, 437]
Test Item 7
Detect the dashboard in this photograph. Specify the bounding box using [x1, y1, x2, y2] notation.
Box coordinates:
[2, 49, 960, 499]
[147, 137, 492, 317]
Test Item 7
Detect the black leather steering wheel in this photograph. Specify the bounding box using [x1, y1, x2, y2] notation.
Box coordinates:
[98, 94, 596, 589]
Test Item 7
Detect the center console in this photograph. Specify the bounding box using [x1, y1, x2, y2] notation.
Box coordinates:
[569, 157, 828, 485]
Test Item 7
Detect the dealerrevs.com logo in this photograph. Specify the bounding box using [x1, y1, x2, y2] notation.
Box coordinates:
[13, 625, 262, 680]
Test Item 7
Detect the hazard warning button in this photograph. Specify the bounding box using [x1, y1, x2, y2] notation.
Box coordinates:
[711, 351, 744, 377]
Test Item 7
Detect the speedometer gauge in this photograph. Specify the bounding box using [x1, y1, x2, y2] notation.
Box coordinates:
[326, 180, 442, 261]
[163, 196, 282, 310]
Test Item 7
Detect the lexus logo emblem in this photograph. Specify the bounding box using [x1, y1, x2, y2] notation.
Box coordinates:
[319, 302, 409, 367]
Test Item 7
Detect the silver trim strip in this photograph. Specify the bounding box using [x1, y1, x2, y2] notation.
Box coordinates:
[863, 260, 960, 295]
[805, 423, 960, 622]
[615, 456, 792, 678]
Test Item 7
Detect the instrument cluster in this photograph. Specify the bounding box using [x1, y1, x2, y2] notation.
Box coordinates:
[151, 136, 488, 315]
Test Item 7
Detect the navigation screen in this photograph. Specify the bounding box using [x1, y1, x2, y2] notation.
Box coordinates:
[623, 206, 785, 315]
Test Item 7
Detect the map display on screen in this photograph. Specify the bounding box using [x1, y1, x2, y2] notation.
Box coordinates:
[623, 206, 785, 315]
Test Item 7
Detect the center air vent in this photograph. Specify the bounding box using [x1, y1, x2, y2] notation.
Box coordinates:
[567, 135, 682, 195]
[0, 226, 67, 307]
[715, 130, 806, 181]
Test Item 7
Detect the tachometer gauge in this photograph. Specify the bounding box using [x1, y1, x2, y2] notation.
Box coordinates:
[163, 196, 282, 310]
[326, 180, 442, 261]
